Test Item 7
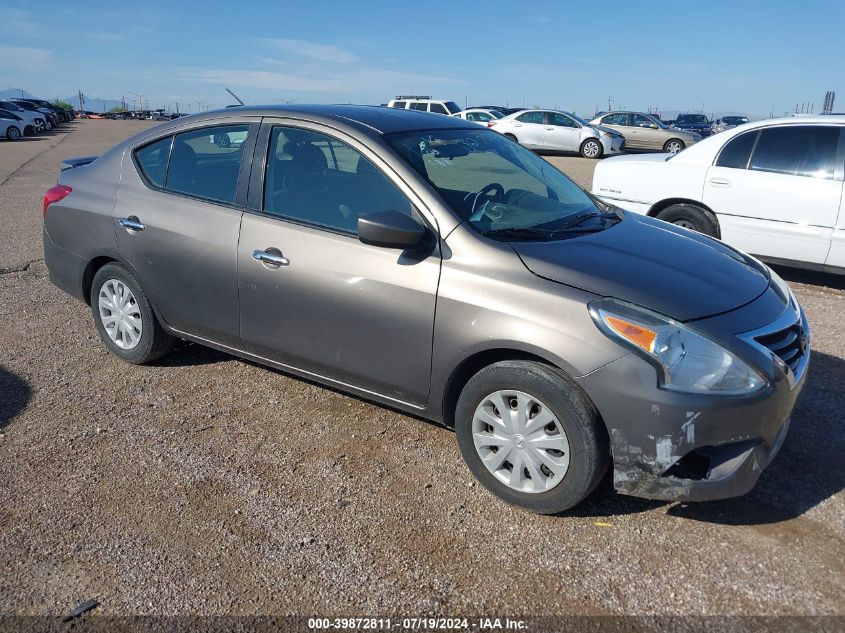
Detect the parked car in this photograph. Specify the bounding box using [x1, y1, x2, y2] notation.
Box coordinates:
[713, 115, 750, 134]
[11, 100, 55, 129]
[473, 106, 526, 116]
[386, 96, 461, 115]
[589, 111, 700, 153]
[16, 98, 70, 123]
[591, 116, 845, 273]
[0, 109, 25, 141]
[672, 113, 713, 138]
[491, 109, 625, 158]
[43, 105, 808, 513]
[452, 108, 504, 126]
[0, 100, 43, 135]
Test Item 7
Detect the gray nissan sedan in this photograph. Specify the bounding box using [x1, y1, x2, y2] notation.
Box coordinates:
[42, 105, 809, 513]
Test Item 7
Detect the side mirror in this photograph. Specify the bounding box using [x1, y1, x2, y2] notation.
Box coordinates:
[650, 123, 659, 129]
[358, 211, 427, 249]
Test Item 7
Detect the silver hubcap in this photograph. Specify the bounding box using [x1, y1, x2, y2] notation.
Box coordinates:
[98, 279, 142, 350]
[583, 142, 599, 157]
[667, 141, 682, 153]
[472, 390, 570, 493]
[8, 128, 19, 140]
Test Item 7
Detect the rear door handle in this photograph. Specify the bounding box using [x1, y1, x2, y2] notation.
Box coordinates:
[118, 216, 145, 232]
[708, 177, 732, 188]
[252, 248, 290, 268]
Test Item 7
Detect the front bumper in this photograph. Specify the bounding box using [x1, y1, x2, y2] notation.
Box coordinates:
[576, 304, 809, 502]
[602, 136, 625, 155]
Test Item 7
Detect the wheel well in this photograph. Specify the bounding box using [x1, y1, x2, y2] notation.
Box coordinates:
[647, 198, 721, 239]
[82, 256, 117, 305]
[504, 133, 518, 142]
[441, 349, 557, 428]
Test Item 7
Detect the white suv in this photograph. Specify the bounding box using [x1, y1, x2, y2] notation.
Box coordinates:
[387, 96, 461, 115]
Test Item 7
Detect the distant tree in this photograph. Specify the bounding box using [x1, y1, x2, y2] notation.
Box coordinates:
[109, 106, 127, 113]
[52, 100, 74, 111]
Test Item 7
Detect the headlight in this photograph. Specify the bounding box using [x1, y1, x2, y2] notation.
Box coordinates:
[589, 298, 766, 395]
[693, 133, 702, 141]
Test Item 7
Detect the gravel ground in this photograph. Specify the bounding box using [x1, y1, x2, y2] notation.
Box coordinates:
[0, 121, 843, 622]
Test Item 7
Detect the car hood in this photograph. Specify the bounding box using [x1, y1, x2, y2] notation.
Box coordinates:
[510, 213, 770, 322]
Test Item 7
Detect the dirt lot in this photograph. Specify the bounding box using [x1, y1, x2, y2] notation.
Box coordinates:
[0, 121, 843, 621]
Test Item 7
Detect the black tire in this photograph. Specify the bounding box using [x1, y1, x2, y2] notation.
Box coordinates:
[455, 361, 609, 514]
[655, 203, 719, 237]
[6, 126, 20, 141]
[663, 138, 685, 153]
[580, 138, 604, 159]
[503, 133, 518, 143]
[90, 263, 175, 364]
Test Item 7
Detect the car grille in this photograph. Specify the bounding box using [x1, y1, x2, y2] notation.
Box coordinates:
[755, 321, 807, 376]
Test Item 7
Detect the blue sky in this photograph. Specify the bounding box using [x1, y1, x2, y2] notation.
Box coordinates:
[0, 0, 842, 116]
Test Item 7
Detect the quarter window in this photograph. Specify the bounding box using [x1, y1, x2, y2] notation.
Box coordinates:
[134, 136, 173, 188]
[749, 126, 840, 179]
[715, 131, 757, 169]
[263, 127, 413, 234]
[164, 124, 250, 204]
[517, 111, 545, 124]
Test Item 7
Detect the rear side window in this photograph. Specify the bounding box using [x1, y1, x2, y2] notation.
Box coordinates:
[749, 126, 840, 179]
[602, 113, 628, 125]
[164, 124, 250, 204]
[410, 103, 428, 111]
[134, 136, 172, 187]
[518, 111, 545, 124]
[715, 131, 757, 169]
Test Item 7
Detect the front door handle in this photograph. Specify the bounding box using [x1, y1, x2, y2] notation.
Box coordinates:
[708, 177, 732, 188]
[252, 248, 290, 268]
[118, 216, 145, 232]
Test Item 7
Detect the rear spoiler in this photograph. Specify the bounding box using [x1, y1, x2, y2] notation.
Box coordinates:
[61, 155, 99, 171]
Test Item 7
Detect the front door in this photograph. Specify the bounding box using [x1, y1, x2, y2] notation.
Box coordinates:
[114, 121, 257, 346]
[237, 123, 441, 406]
[631, 113, 662, 149]
[703, 125, 843, 264]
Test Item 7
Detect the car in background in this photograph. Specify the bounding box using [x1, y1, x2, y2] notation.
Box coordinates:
[0, 100, 43, 135]
[42, 105, 808, 513]
[491, 109, 625, 158]
[17, 98, 70, 123]
[452, 108, 504, 126]
[472, 106, 526, 116]
[0, 109, 25, 141]
[591, 116, 845, 273]
[672, 113, 713, 138]
[589, 111, 699, 153]
[386, 96, 461, 115]
[11, 100, 55, 129]
[713, 115, 750, 134]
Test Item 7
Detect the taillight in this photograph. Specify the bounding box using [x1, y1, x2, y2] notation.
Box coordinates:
[43, 184, 72, 219]
[487, 121, 495, 127]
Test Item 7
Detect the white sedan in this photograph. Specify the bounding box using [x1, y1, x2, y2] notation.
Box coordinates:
[451, 108, 504, 126]
[491, 109, 625, 158]
[591, 116, 845, 273]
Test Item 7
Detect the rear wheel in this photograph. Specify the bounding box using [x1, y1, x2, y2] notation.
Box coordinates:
[663, 138, 685, 154]
[580, 138, 603, 159]
[455, 361, 608, 514]
[655, 203, 719, 237]
[6, 126, 20, 141]
[90, 263, 175, 364]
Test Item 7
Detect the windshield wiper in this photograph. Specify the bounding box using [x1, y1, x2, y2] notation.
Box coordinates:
[482, 227, 556, 240]
[555, 210, 620, 230]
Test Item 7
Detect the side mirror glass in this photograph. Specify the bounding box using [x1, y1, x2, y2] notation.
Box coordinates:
[358, 211, 426, 249]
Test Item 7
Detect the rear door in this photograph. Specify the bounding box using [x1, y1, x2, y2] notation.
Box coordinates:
[702, 124, 843, 264]
[114, 120, 259, 346]
[512, 111, 547, 148]
[545, 112, 582, 152]
[237, 121, 441, 406]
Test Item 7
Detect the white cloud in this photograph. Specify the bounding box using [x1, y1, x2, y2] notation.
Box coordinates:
[0, 46, 53, 69]
[263, 38, 357, 64]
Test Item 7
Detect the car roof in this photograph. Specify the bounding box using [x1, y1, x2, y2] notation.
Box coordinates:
[149, 104, 477, 137]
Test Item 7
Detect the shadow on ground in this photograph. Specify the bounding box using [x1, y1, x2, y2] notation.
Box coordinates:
[771, 264, 845, 291]
[0, 365, 31, 430]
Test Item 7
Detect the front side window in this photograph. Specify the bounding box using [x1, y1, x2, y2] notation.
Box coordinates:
[550, 113, 578, 128]
[385, 129, 607, 240]
[749, 126, 840, 179]
[715, 131, 757, 169]
[518, 111, 545, 125]
[164, 124, 250, 204]
[430, 103, 447, 114]
[632, 113, 657, 128]
[134, 136, 173, 187]
[263, 127, 412, 234]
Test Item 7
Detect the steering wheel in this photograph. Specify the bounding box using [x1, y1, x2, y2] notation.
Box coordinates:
[466, 183, 505, 220]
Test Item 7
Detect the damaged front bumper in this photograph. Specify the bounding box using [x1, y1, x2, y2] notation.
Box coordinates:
[575, 307, 809, 502]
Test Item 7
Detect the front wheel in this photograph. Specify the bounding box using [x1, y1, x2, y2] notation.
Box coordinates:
[6, 126, 21, 141]
[455, 361, 609, 514]
[90, 263, 175, 364]
[580, 138, 603, 159]
[663, 138, 685, 154]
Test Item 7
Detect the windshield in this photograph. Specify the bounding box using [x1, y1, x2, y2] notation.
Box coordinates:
[676, 114, 710, 124]
[384, 128, 610, 239]
[567, 112, 590, 126]
[444, 101, 461, 114]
